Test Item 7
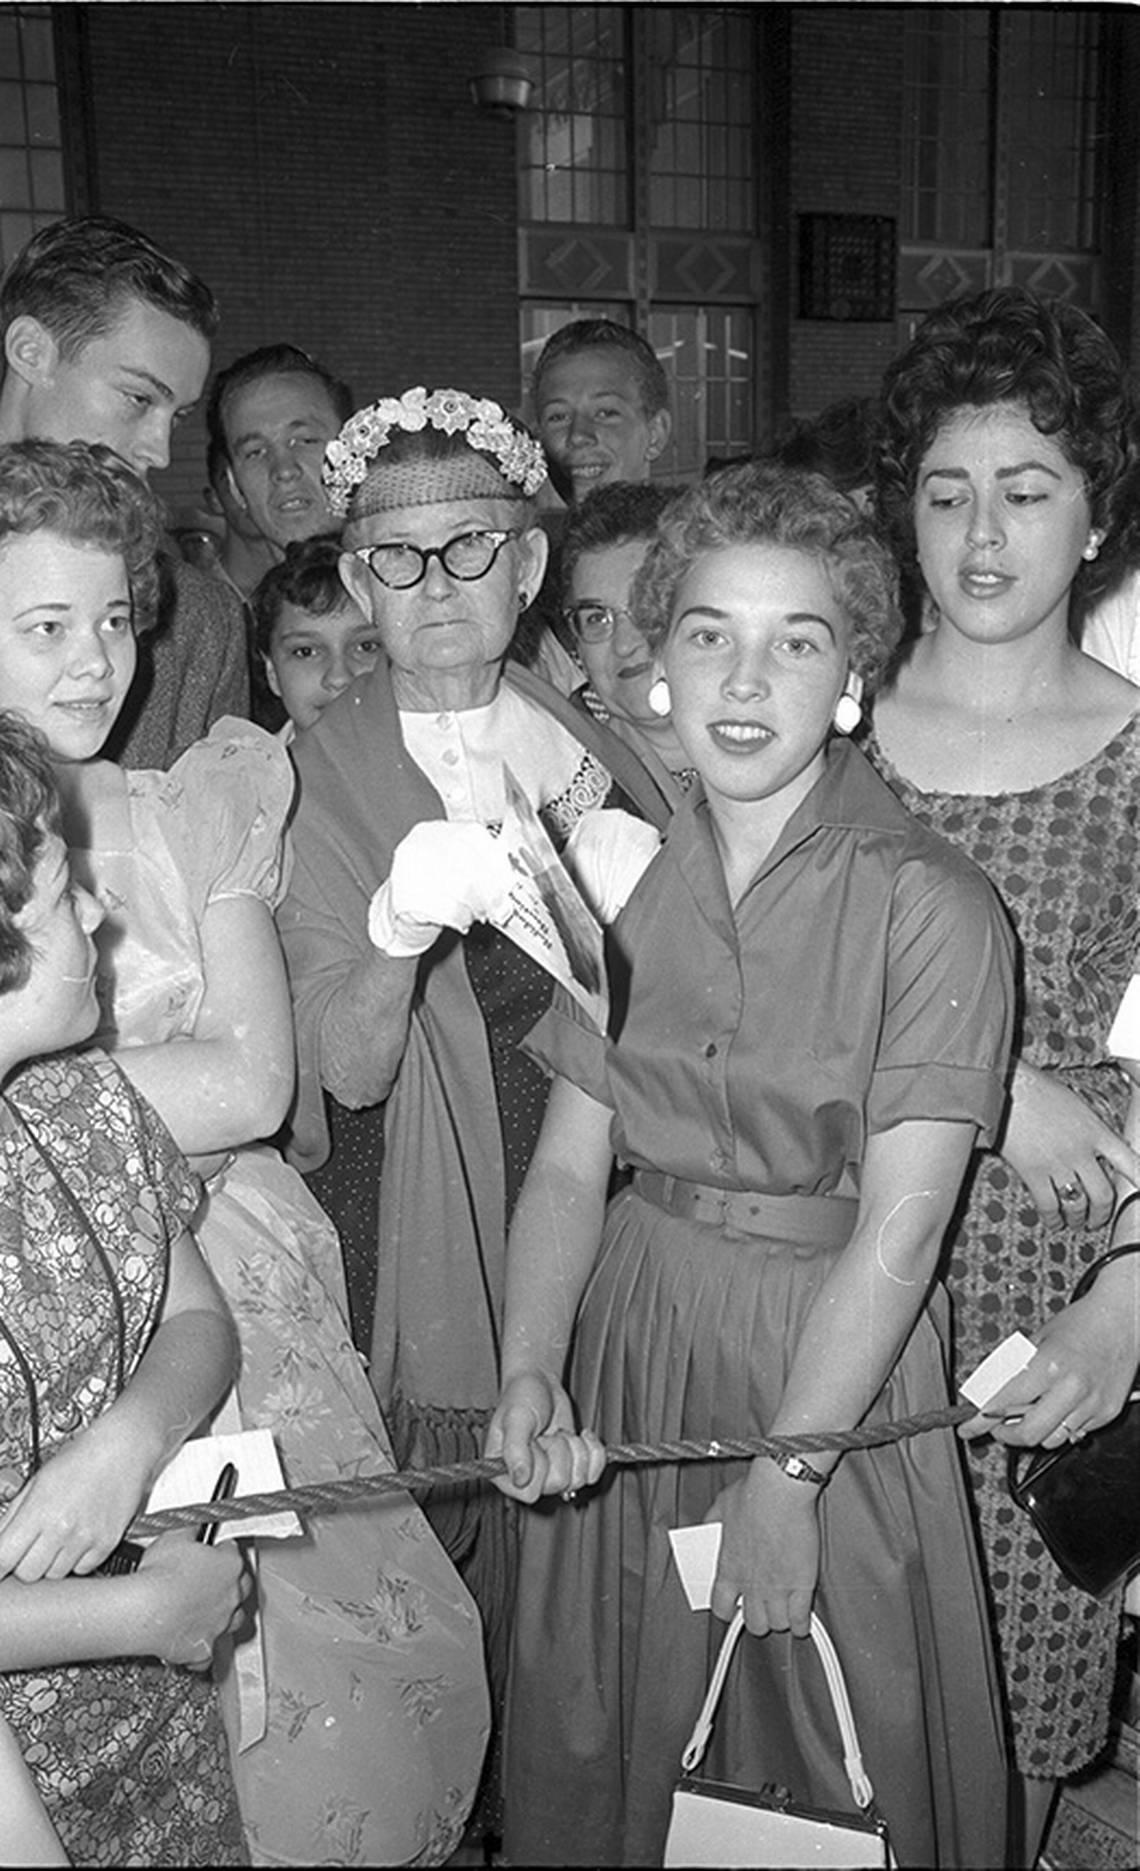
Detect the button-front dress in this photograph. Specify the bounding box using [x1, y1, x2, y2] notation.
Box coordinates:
[503, 738, 1014, 1868]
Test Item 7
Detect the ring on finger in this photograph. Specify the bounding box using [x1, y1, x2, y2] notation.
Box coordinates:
[1056, 1180, 1083, 1203]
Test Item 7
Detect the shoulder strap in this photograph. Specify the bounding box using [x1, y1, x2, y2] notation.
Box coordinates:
[680, 1608, 876, 1814]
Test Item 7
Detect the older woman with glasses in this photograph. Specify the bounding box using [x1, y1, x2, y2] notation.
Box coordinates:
[561, 481, 696, 791]
[278, 387, 676, 1784]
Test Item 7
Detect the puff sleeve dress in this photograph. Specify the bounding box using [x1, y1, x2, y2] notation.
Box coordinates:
[70, 721, 490, 1869]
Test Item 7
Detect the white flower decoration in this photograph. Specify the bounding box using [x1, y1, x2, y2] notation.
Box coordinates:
[322, 385, 548, 516]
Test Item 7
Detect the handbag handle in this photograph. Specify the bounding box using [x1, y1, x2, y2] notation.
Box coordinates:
[1069, 1239, 1140, 1305]
[679, 1607, 876, 1814]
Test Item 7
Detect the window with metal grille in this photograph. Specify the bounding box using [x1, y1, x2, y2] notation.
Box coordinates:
[901, 5, 1102, 256]
[516, 5, 628, 227]
[645, 6, 753, 233]
[0, 3, 64, 269]
[516, 6, 759, 482]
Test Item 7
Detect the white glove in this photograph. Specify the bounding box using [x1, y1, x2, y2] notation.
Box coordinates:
[562, 809, 663, 925]
[367, 820, 517, 957]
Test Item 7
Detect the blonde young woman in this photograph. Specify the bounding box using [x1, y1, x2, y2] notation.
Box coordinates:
[0, 439, 489, 1868]
[487, 466, 1015, 1867]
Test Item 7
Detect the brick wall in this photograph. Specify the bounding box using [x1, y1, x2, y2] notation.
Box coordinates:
[786, 6, 905, 423]
[78, 2, 520, 513]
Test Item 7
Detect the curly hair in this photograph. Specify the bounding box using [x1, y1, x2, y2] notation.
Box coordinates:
[0, 709, 60, 995]
[877, 286, 1136, 620]
[632, 462, 902, 689]
[0, 440, 163, 634]
[560, 481, 681, 605]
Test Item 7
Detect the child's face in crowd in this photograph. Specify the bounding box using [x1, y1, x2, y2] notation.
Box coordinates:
[3, 832, 103, 1065]
[0, 531, 136, 762]
[13, 296, 209, 481]
[265, 595, 384, 730]
[536, 349, 670, 504]
[566, 538, 658, 727]
[224, 372, 343, 551]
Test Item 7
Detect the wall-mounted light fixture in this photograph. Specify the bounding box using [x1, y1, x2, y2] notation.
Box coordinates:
[469, 47, 534, 118]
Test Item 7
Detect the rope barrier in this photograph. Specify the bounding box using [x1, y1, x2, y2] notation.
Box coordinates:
[128, 1399, 977, 1537]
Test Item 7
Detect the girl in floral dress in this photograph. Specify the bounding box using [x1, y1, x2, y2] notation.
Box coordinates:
[0, 438, 490, 1867]
[0, 708, 247, 1864]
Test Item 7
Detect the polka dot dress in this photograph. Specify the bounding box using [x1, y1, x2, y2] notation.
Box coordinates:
[867, 717, 1140, 1779]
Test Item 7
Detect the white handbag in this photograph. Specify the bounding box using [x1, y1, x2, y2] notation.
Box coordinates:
[663, 1608, 894, 1869]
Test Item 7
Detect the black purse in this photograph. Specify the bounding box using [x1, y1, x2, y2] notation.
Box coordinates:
[1008, 1243, 1140, 1600]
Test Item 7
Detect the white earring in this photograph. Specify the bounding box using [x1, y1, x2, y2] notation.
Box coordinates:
[647, 674, 671, 717]
[1082, 534, 1102, 562]
[833, 673, 864, 736]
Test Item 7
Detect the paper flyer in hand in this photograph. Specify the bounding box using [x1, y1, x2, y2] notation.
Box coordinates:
[143, 1427, 301, 1542]
[495, 763, 608, 1031]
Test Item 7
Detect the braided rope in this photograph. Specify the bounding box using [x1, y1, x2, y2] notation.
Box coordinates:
[129, 1400, 976, 1537]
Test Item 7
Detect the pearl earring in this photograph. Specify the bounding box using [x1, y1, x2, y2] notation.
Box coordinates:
[1082, 535, 1102, 562]
[833, 673, 864, 736]
[647, 675, 672, 718]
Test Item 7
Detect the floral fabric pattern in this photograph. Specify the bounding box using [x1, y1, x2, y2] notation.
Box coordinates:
[74, 724, 490, 1866]
[0, 1050, 242, 1865]
[866, 716, 1140, 1777]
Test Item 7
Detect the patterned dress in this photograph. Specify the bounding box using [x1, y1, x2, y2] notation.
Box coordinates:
[866, 715, 1140, 1778]
[72, 721, 491, 1868]
[0, 1050, 244, 1866]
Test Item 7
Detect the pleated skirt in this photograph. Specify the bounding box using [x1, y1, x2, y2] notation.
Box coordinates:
[502, 1185, 1009, 1869]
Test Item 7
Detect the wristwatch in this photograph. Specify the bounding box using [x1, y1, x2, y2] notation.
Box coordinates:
[768, 1451, 829, 1487]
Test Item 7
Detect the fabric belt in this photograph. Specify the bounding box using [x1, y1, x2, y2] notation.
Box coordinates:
[632, 1170, 858, 1247]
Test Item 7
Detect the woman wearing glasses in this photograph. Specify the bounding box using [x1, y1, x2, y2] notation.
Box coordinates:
[279, 389, 676, 1802]
[0, 439, 490, 1866]
[562, 481, 697, 790]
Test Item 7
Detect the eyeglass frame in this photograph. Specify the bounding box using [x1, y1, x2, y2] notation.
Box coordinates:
[350, 528, 520, 591]
[561, 600, 641, 644]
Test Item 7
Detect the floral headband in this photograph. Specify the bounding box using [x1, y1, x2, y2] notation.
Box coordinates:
[323, 386, 548, 518]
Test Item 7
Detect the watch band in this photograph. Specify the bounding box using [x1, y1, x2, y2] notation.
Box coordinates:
[769, 1450, 829, 1487]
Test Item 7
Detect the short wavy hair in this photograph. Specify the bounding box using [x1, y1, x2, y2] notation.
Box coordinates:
[532, 318, 670, 419]
[632, 462, 902, 688]
[0, 439, 163, 634]
[877, 286, 1135, 619]
[561, 481, 681, 604]
[0, 214, 217, 358]
[0, 709, 61, 994]
[208, 343, 354, 466]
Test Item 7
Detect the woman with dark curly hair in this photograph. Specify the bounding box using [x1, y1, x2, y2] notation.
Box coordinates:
[868, 284, 1140, 1864]
[487, 463, 1015, 1866]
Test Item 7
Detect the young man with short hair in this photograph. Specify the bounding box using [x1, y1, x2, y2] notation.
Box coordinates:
[531, 317, 672, 507]
[0, 215, 249, 767]
[207, 344, 352, 557]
